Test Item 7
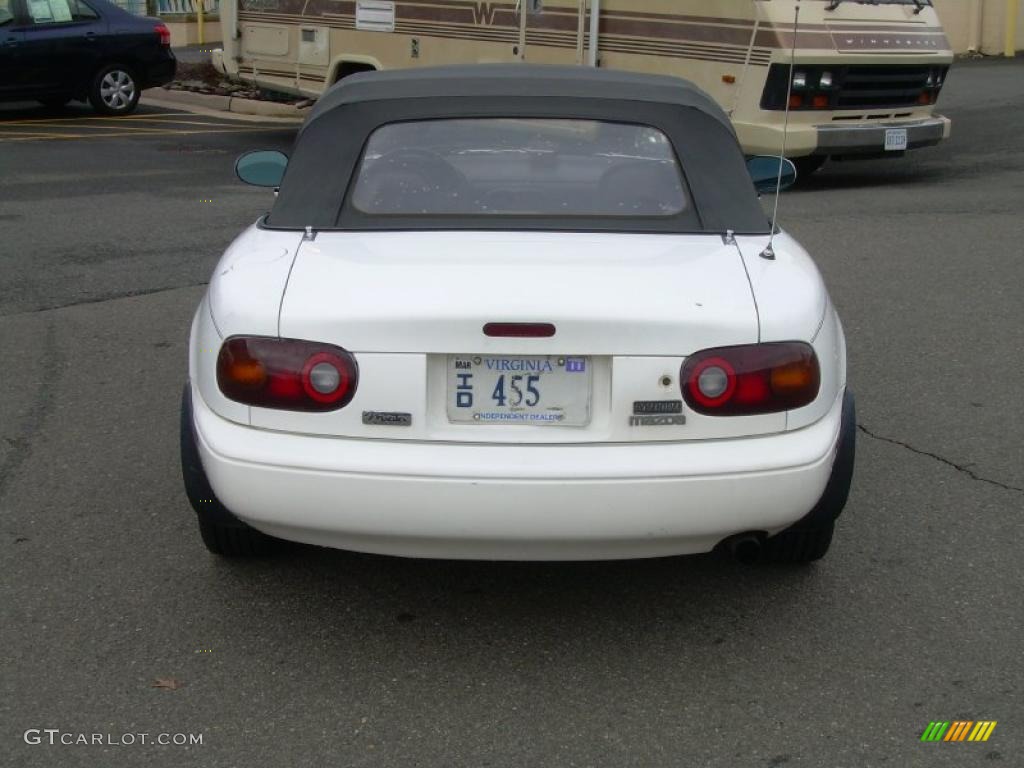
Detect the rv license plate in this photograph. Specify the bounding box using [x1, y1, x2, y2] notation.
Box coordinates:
[884, 128, 908, 152]
[447, 355, 592, 426]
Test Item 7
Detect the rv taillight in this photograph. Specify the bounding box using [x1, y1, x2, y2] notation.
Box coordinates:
[154, 23, 171, 46]
[217, 337, 358, 412]
[681, 343, 819, 416]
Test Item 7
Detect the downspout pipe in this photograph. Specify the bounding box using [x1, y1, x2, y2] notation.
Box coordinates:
[588, 0, 601, 67]
[1006, 0, 1020, 57]
[576, 0, 586, 64]
[518, 0, 528, 60]
[967, 0, 983, 53]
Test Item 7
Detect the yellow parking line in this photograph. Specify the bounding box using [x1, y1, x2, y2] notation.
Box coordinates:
[0, 112, 197, 125]
[0, 126, 288, 142]
[0, 118, 223, 129]
[0, 129, 91, 139]
[85, 117, 245, 127]
[0, 122, 188, 133]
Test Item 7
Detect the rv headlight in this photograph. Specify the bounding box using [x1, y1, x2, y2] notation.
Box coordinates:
[792, 71, 808, 89]
[819, 71, 834, 88]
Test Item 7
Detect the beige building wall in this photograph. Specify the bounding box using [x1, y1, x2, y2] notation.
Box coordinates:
[933, 0, 1023, 54]
[166, 18, 223, 47]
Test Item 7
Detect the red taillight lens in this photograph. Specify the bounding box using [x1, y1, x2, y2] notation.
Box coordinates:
[680, 342, 819, 416]
[217, 337, 358, 412]
[154, 23, 171, 46]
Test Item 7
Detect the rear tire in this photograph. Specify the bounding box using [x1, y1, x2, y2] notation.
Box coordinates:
[89, 64, 141, 116]
[762, 389, 856, 564]
[792, 155, 828, 180]
[180, 385, 280, 557]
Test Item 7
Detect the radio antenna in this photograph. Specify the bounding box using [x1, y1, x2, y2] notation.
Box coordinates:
[761, 0, 801, 261]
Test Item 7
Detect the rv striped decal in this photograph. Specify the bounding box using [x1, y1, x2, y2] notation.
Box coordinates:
[236, 0, 948, 62]
[237, 13, 772, 66]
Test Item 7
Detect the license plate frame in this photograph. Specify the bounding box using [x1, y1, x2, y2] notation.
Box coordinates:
[884, 128, 909, 152]
[446, 354, 592, 427]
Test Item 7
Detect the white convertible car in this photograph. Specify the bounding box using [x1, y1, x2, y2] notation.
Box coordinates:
[181, 65, 855, 563]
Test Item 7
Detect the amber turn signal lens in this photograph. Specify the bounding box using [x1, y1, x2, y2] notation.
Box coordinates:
[770, 360, 818, 394]
[222, 356, 266, 389]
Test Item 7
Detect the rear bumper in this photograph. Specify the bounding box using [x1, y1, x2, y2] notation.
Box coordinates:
[735, 115, 950, 158]
[192, 388, 844, 560]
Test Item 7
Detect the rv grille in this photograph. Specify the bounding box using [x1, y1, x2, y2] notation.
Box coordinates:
[761, 64, 950, 111]
[838, 66, 933, 109]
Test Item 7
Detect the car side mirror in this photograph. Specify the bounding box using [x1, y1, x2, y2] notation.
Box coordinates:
[746, 156, 797, 195]
[235, 150, 288, 188]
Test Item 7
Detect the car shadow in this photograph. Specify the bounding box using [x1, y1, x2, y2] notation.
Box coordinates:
[187, 542, 834, 658]
[791, 158, 954, 192]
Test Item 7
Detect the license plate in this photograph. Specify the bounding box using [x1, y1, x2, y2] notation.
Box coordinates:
[884, 128, 908, 152]
[447, 355, 592, 426]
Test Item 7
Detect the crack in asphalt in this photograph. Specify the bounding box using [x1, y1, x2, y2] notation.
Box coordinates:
[0, 321, 60, 505]
[0, 282, 209, 319]
[858, 424, 1023, 494]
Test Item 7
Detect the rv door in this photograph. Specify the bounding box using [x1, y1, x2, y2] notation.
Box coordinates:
[518, 0, 590, 65]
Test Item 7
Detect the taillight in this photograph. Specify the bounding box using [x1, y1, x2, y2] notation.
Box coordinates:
[217, 337, 358, 412]
[154, 23, 171, 47]
[680, 342, 819, 416]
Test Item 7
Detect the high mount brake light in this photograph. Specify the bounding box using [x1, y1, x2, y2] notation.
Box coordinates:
[483, 322, 556, 338]
[680, 342, 820, 416]
[217, 337, 358, 412]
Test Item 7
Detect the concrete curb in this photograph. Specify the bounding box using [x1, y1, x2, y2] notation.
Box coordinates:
[149, 87, 308, 120]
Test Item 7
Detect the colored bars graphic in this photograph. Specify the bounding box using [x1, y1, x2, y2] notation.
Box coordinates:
[921, 721, 997, 742]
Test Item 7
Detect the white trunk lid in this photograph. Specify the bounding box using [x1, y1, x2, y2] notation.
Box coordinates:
[256, 231, 779, 443]
[279, 231, 756, 355]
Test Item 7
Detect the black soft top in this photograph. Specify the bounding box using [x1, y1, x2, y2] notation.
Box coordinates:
[268, 64, 770, 234]
[304, 65, 734, 131]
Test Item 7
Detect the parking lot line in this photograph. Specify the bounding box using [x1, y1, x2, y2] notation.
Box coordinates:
[0, 130, 83, 139]
[0, 112, 196, 125]
[0, 126, 289, 142]
[0, 122, 191, 133]
[0, 116, 233, 128]
[87, 117, 253, 127]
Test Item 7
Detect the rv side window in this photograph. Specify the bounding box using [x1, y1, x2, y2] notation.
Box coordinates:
[351, 118, 689, 218]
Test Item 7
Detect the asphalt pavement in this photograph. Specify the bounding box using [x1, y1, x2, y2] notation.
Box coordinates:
[1, 61, 1022, 767]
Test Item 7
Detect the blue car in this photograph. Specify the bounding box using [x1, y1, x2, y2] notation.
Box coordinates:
[0, 0, 176, 114]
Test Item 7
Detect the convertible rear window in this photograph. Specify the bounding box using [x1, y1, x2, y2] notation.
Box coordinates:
[350, 119, 689, 218]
